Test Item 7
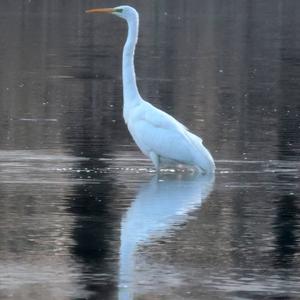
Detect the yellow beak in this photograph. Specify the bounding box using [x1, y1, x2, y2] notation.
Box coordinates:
[85, 8, 114, 14]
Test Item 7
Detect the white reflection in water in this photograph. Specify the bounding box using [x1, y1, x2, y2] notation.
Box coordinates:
[118, 173, 215, 300]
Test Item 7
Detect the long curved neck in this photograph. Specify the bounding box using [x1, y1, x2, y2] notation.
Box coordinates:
[122, 13, 142, 121]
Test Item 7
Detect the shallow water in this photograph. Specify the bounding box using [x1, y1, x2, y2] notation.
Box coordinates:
[0, 1, 299, 300]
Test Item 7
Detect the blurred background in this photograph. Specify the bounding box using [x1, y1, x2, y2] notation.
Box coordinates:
[0, 0, 299, 299]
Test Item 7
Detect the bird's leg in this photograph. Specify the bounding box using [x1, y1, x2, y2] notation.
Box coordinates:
[149, 152, 160, 172]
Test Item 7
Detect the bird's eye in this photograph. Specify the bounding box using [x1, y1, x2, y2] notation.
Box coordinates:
[114, 8, 123, 13]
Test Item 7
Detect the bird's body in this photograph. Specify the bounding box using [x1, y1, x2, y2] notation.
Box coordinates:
[86, 6, 215, 173]
[127, 100, 214, 172]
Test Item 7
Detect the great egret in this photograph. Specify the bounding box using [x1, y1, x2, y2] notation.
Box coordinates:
[86, 6, 215, 173]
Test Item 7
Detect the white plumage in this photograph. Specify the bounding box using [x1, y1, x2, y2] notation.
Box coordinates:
[86, 5, 215, 173]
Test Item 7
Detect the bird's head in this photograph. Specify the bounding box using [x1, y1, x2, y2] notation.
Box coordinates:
[86, 5, 138, 21]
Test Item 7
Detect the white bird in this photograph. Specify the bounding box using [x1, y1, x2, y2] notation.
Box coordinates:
[86, 6, 215, 174]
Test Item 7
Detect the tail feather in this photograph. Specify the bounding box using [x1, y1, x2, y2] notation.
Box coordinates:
[186, 132, 215, 173]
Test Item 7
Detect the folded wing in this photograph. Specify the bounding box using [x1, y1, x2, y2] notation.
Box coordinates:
[128, 102, 204, 166]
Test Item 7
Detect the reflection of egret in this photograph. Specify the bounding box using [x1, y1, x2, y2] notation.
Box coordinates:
[118, 173, 215, 300]
[86, 6, 215, 173]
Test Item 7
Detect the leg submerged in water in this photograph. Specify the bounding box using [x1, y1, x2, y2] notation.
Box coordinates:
[149, 152, 160, 171]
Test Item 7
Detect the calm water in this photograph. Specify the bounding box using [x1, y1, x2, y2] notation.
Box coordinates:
[0, 1, 299, 299]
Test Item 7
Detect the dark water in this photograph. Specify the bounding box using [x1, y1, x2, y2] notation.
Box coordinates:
[0, 1, 299, 299]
